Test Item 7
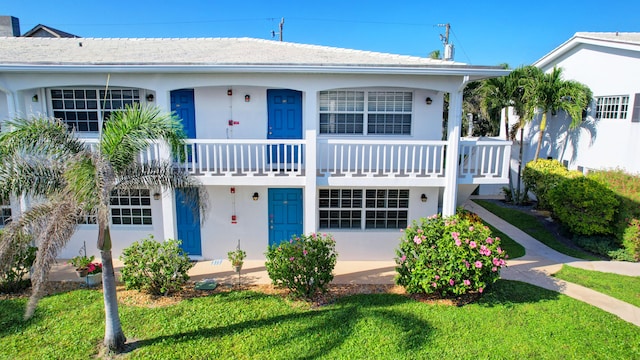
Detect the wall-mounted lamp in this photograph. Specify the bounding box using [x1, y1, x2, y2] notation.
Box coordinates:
[153, 192, 161, 200]
[227, 89, 233, 96]
[146, 93, 154, 102]
[425, 97, 433, 105]
[421, 194, 428, 202]
[245, 94, 251, 102]
[252, 192, 260, 201]
[32, 94, 39, 102]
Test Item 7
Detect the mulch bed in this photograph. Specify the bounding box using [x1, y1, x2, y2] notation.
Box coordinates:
[1, 281, 479, 307]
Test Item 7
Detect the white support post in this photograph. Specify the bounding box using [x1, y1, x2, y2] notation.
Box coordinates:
[158, 140, 177, 240]
[303, 90, 318, 234]
[442, 90, 463, 216]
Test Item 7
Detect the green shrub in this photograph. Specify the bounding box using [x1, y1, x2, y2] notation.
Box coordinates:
[522, 159, 570, 209]
[572, 235, 633, 260]
[120, 235, 194, 295]
[265, 233, 337, 300]
[395, 214, 507, 296]
[0, 230, 37, 293]
[622, 219, 640, 261]
[548, 176, 619, 236]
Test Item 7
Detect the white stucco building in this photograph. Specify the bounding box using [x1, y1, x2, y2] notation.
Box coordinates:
[518, 32, 640, 175]
[0, 36, 511, 260]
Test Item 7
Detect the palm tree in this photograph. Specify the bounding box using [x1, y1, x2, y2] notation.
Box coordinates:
[0, 104, 206, 353]
[524, 67, 592, 160]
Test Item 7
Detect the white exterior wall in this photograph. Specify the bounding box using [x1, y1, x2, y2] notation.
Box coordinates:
[521, 43, 640, 174]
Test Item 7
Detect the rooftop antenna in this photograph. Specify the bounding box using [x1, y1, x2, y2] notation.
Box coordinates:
[437, 23, 455, 61]
[271, 17, 284, 41]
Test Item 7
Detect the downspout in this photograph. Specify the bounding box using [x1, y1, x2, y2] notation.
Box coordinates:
[441, 75, 470, 216]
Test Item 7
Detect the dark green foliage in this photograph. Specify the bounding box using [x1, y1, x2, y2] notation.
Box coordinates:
[548, 176, 619, 236]
[265, 233, 337, 300]
[395, 214, 507, 296]
[572, 235, 633, 261]
[622, 219, 640, 261]
[120, 235, 194, 295]
[0, 230, 37, 293]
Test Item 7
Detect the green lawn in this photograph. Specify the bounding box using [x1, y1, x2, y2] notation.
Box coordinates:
[553, 265, 640, 308]
[1, 281, 639, 359]
[483, 222, 525, 259]
[473, 199, 600, 260]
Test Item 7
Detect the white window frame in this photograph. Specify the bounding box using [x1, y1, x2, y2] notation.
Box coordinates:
[49, 87, 142, 133]
[318, 188, 409, 230]
[595, 95, 629, 119]
[110, 189, 152, 226]
[319, 90, 413, 135]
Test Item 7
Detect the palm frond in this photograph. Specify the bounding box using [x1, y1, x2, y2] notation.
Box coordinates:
[0, 148, 66, 199]
[0, 116, 84, 158]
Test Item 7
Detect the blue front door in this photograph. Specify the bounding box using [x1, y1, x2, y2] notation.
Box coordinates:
[267, 89, 302, 163]
[268, 188, 303, 247]
[170, 89, 196, 138]
[175, 188, 202, 255]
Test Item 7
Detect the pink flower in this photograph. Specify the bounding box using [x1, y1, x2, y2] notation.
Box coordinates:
[493, 258, 500, 266]
[435, 275, 440, 280]
[432, 282, 437, 288]
[303, 250, 308, 256]
[464, 260, 470, 269]
[455, 238, 462, 246]
[413, 236, 422, 245]
[475, 261, 483, 268]
[492, 267, 498, 272]
[469, 226, 474, 231]
[449, 279, 455, 286]
[400, 255, 407, 263]
[417, 229, 423, 234]
[289, 257, 295, 261]
[479, 287, 484, 293]
[469, 241, 477, 249]
[486, 237, 493, 244]
[463, 279, 471, 286]
[451, 232, 460, 239]
[496, 247, 503, 254]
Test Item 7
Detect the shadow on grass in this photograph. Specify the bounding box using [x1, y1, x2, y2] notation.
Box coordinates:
[125, 291, 432, 358]
[478, 279, 561, 307]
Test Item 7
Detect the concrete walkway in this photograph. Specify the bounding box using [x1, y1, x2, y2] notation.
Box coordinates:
[48, 200, 640, 326]
[465, 200, 640, 327]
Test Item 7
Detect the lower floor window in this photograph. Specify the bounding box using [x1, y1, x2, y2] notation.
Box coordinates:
[319, 188, 408, 229]
[1, 198, 11, 226]
[110, 189, 152, 225]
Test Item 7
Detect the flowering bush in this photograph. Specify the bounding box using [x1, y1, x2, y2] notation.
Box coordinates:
[86, 262, 102, 275]
[265, 233, 338, 300]
[395, 213, 508, 296]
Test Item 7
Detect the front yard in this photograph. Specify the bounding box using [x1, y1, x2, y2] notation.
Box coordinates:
[1, 280, 639, 359]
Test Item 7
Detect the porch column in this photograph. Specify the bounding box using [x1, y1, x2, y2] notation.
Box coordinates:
[303, 90, 318, 234]
[158, 141, 177, 240]
[442, 89, 463, 216]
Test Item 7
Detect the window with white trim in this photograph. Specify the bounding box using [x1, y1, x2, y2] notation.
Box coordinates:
[110, 189, 152, 225]
[1, 198, 11, 226]
[595, 95, 629, 119]
[319, 90, 412, 135]
[50, 88, 141, 132]
[319, 189, 409, 229]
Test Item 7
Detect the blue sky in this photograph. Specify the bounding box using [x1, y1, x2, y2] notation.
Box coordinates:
[3, 0, 639, 67]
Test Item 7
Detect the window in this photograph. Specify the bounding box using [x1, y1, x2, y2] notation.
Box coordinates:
[595, 95, 629, 119]
[319, 188, 408, 229]
[319, 90, 412, 135]
[77, 210, 97, 225]
[50, 88, 141, 132]
[110, 189, 152, 225]
[0, 198, 11, 226]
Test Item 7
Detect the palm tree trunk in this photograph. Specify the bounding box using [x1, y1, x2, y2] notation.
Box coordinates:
[533, 113, 547, 160]
[98, 226, 126, 352]
[516, 125, 524, 203]
[504, 109, 516, 203]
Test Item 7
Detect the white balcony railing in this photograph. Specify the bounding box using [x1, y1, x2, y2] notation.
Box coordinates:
[458, 139, 511, 183]
[317, 139, 446, 178]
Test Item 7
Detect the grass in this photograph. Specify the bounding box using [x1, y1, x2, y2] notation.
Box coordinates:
[1, 281, 639, 359]
[553, 265, 640, 308]
[473, 199, 600, 260]
[483, 222, 525, 259]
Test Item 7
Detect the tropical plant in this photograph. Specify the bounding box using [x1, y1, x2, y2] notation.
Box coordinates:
[0, 230, 37, 293]
[0, 104, 206, 353]
[522, 67, 592, 160]
[68, 254, 94, 269]
[227, 248, 247, 267]
[120, 236, 194, 295]
[265, 233, 338, 300]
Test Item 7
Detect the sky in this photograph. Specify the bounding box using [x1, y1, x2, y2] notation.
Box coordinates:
[2, 0, 639, 67]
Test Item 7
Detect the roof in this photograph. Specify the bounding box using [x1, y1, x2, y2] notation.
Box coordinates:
[0, 37, 507, 78]
[534, 32, 640, 68]
[22, 24, 80, 38]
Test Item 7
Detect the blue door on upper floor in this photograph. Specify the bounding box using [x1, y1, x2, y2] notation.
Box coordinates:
[171, 89, 196, 138]
[268, 188, 303, 247]
[175, 188, 202, 256]
[267, 89, 302, 164]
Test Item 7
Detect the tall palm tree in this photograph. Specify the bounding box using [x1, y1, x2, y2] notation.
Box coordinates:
[0, 104, 206, 353]
[524, 67, 592, 160]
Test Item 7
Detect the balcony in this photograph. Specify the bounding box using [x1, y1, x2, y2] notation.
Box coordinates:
[82, 138, 511, 186]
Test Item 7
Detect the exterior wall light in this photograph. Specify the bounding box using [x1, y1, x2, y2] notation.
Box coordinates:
[425, 97, 433, 105]
[153, 192, 161, 200]
[245, 94, 251, 102]
[32, 94, 38, 102]
[252, 192, 260, 201]
[146, 93, 154, 102]
[421, 194, 428, 202]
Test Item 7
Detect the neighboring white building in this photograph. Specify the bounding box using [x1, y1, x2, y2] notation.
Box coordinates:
[521, 32, 640, 174]
[0, 37, 511, 260]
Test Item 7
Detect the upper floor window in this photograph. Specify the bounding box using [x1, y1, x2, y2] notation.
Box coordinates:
[595, 95, 629, 119]
[0, 198, 11, 226]
[319, 90, 412, 135]
[50, 88, 141, 132]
